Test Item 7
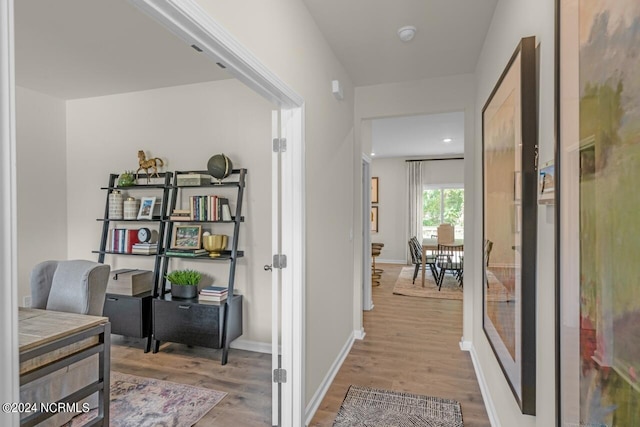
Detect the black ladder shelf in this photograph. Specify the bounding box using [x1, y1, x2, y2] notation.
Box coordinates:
[95, 172, 173, 353]
[151, 169, 246, 365]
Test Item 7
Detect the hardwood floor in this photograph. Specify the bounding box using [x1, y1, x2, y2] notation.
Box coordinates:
[111, 263, 490, 426]
[110, 337, 272, 425]
[310, 263, 491, 426]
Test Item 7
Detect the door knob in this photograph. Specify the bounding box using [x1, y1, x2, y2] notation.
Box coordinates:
[264, 264, 273, 271]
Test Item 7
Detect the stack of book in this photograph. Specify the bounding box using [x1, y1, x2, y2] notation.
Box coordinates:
[169, 209, 191, 221]
[109, 229, 139, 254]
[188, 196, 232, 221]
[198, 286, 228, 302]
[132, 243, 158, 255]
[164, 248, 209, 257]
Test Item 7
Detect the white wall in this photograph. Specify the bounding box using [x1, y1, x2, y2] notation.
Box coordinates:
[371, 158, 465, 263]
[15, 86, 68, 305]
[370, 158, 406, 263]
[66, 79, 274, 345]
[473, 0, 556, 425]
[355, 74, 476, 339]
[110, 0, 357, 409]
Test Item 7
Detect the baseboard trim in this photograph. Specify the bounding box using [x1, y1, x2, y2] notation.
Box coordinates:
[230, 339, 277, 354]
[376, 259, 407, 265]
[354, 328, 366, 340]
[304, 331, 355, 425]
[462, 342, 500, 427]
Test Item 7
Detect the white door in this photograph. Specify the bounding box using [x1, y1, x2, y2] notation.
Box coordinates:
[270, 110, 282, 426]
[272, 107, 304, 426]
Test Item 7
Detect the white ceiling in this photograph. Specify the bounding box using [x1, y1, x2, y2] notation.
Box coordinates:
[302, 0, 498, 86]
[15, 0, 231, 100]
[371, 112, 464, 158]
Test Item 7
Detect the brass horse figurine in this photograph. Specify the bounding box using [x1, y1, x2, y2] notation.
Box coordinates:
[136, 150, 164, 183]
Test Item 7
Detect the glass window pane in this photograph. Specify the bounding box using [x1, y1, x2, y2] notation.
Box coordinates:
[423, 189, 441, 239]
[443, 189, 464, 239]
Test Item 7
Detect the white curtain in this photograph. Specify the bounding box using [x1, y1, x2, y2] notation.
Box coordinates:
[407, 161, 423, 262]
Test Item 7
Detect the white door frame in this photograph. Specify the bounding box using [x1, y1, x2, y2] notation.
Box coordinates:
[361, 155, 373, 311]
[128, 3, 306, 425]
[0, 1, 19, 426]
[1, 0, 306, 425]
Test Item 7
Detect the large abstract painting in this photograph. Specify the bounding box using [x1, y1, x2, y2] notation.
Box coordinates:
[558, 0, 640, 425]
[483, 36, 537, 415]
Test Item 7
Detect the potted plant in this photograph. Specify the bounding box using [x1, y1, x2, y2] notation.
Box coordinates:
[165, 269, 201, 299]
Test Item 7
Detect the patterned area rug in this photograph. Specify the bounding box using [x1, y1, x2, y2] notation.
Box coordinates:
[333, 385, 464, 427]
[66, 371, 226, 427]
[393, 266, 511, 301]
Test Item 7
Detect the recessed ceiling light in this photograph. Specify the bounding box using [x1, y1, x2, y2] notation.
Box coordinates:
[397, 26, 417, 42]
[443, 138, 453, 143]
[371, 152, 376, 156]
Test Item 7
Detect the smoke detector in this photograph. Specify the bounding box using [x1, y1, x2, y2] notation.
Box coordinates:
[397, 26, 417, 42]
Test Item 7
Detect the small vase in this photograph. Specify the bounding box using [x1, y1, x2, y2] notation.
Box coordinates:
[124, 197, 140, 220]
[108, 190, 124, 219]
[170, 283, 198, 299]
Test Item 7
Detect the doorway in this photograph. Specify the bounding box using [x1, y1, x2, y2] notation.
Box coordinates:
[0, 0, 304, 425]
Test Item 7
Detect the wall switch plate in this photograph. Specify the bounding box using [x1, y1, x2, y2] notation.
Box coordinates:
[23, 295, 32, 308]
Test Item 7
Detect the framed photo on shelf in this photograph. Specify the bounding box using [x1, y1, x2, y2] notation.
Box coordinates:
[482, 36, 537, 415]
[137, 196, 156, 220]
[371, 206, 378, 233]
[171, 224, 202, 249]
[371, 177, 379, 204]
[557, 1, 640, 426]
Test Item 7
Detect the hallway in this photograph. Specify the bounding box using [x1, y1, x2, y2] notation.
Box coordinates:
[310, 263, 491, 426]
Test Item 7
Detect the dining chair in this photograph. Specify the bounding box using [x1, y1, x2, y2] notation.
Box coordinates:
[408, 237, 437, 285]
[484, 239, 494, 288]
[437, 223, 455, 245]
[435, 244, 464, 290]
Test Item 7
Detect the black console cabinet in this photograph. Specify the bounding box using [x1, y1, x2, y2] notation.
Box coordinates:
[103, 292, 152, 338]
[153, 294, 242, 349]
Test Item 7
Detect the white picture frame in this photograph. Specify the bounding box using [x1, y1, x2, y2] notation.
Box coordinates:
[137, 196, 156, 220]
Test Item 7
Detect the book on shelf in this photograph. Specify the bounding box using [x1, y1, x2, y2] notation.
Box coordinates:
[167, 248, 207, 254]
[108, 228, 140, 254]
[165, 250, 208, 257]
[198, 293, 227, 302]
[169, 209, 191, 221]
[200, 290, 228, 297]
[200, 285, 228, 294]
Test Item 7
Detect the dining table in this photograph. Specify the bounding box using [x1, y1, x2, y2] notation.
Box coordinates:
[421, 238, 464, 287]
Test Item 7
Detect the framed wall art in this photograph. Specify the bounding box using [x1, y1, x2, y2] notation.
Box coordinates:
[538, 161, 555, 204]
[371, 177, 379, 204]
[557, 1, 640, 425]
[482, 36, 538, 415]
[371, 206, 378, 233]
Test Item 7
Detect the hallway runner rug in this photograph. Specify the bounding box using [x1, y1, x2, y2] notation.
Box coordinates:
[333, 385, 463, 427]
[65, 371, 226, 427]
[393, 266, 511, 301]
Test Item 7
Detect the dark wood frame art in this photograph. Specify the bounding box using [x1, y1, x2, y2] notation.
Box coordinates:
[482, 36, 538, 415]
[371, 206, 378, 233]
[371, 177, 379, 204]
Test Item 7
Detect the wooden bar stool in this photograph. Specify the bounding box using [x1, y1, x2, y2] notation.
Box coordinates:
[371, 242, 384, 286]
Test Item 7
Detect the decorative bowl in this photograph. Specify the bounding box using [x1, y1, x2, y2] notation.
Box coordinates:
[203, 234, 228, 258]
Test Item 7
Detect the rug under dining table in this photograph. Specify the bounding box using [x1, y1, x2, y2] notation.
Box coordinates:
[393, 265, 511, 301]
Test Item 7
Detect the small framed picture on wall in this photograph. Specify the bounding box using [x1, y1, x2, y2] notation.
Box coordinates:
[371, 177, 379, 204]
[371, 206, 378, 233]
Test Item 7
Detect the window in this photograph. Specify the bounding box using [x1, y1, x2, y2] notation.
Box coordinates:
[422, 187, 464, 240]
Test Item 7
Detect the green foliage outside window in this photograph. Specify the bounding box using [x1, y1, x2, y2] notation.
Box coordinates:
[422, 188, 464, 227]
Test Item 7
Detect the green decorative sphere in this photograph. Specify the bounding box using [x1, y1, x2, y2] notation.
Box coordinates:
[117, 171, 136, 187]
[207, 154, 233, 181]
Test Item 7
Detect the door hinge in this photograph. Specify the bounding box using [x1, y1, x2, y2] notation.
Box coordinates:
[273, 254, 287, 269]
[273, 368, 287, 383]
[273, 138, 287, 153]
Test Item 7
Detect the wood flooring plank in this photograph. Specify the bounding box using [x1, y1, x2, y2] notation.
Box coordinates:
[309, 263, 491, 427]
